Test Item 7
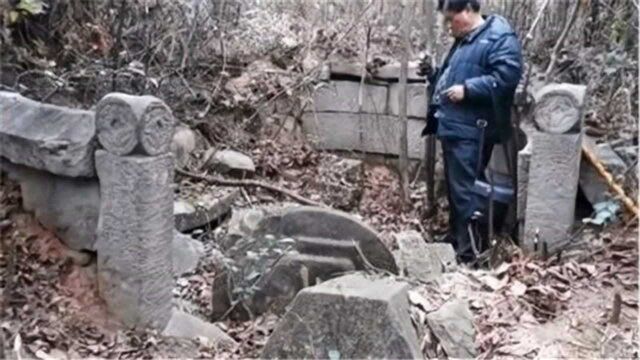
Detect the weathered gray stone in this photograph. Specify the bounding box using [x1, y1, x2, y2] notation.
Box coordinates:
[95, 93, 175, 156]
[426, 299, 477, 358]
[0, 91, 96, 177]
[614, 145, 638, 166]
[523, 132, 582, 253]
[388, 83, 428, 118]
[533, 84, 586, 134]
[171, 126, 197, 168]
[173, 231, 204, 275]
[0, 161, 101, 251]
[208, 149, 255, 177]
[372, 60, 424, 82]
[522, 84, 586, 254]
[163, 310, 236, 348]
[212, 206, 398, 320]
[579, 137, 628, 205]
[224, 207, 266, 249]
[95, 150, 174, 329]
[393, 231, 456, 282]
[261, 273, 422, 360]
[312, 81, 387, 114]
[174, 188, 239, 232]
[302, 112, 425, 159]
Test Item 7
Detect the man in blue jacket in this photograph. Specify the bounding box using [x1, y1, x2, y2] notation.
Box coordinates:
[419, 0, 523, 264]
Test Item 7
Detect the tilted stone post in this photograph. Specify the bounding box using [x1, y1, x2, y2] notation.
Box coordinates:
[522, 84, 587, 254]
[94, 93, 175, 329]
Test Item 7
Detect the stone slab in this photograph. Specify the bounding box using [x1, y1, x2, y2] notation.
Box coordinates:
[393, 231, 456, 282]
[426, 299, 477, 358]
[312, 81, 387, 114]
[95, 150, 174, 329]
[0, 91, 96, 177]
[302, 112, 425, 159]
[523, 132, 582, 253]
[388, 82, 428, 118]
[261, 273, 422, 359]
[174, 188, 239, 232]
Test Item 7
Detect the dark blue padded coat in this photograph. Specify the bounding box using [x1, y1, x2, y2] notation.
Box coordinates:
[423, 15, 523, 143]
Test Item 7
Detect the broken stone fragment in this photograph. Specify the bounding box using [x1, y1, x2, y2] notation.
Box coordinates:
[261, 272, 422, 359]
[207, 149, 255, 178]
[393, 231, 456, 283]
[173, 231, 204, 276]
[163, 310, 237, 349]
[174, 188, 239, 232]
[426, 299, 477, 359]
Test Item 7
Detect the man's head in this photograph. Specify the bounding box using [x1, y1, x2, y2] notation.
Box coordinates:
[437, 0, 482, 39]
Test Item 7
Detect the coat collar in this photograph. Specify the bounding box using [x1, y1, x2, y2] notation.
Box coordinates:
[461, 15, 493, 44]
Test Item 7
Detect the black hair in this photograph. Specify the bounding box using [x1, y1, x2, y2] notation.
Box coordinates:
[437, 0, 481, 13]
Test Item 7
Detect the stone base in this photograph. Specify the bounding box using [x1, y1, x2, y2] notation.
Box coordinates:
[261, 273, 422, 359]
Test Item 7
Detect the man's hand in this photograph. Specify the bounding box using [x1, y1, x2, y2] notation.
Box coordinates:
[417, 52, 434, 78]
[446, 85, 465, 102]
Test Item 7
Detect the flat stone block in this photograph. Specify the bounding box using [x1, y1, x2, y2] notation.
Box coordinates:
[312, 81, 387, 114]
[261, 273, 422, 359]
[302, 112, 425, 159]
[0, 91, 96, 177]
[388, 83, 428, 118]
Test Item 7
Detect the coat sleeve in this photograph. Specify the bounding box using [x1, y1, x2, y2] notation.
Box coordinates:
[463, 34, 523, 101]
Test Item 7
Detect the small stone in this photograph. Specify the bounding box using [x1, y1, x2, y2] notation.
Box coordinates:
[426, 299, 477, 358]
[393, 231, 456, 283]
[173, 231, 204, 275]
[61, 248, 94, 266]
[208, 149, 255, 178]
[163, 310, 237, 349]
[171, 126, 197, 168]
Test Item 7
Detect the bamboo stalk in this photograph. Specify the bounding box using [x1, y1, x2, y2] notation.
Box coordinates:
[581, 144, 639, 217]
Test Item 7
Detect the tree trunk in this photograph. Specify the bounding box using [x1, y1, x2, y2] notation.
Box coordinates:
[398, 0, 411, 206]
